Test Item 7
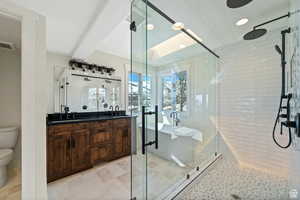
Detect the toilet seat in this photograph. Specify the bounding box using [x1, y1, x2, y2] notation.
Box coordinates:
[0, 149, 13, 166]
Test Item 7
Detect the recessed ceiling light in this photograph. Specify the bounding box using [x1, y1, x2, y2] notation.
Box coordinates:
[179, 44, 186, 49]
[147, 24, 154, 31]
[172, 22, 184, 31]
[236, 18, 249, 26]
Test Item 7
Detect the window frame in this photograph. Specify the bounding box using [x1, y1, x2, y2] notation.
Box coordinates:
[128, 71, 154, 115]
[158, 65, 190, 115]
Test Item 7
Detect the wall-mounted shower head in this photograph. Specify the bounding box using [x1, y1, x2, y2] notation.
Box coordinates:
[243, 28, 267, 40]
[275, 45, 282, 55]
[243, 13, 290, 41]
[226, 0, 253, 8]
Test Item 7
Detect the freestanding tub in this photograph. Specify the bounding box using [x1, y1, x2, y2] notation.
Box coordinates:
[139, 123, 203, 167]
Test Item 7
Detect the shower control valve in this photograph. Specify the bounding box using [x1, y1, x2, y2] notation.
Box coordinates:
[296, 113, 300, 138]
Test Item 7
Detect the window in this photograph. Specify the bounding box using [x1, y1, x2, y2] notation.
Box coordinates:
[87, 88, 97, 111]
[128, 72, 152, 114]
[162, 71, 187, 112]
[142, 75, 152, 108]
[128, 72, 140, 114]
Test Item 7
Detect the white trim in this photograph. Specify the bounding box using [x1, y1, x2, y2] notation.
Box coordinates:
[0, 1, 47, 199]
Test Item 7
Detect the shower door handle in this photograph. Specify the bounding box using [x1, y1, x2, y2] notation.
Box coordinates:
[142, 106, 146, 155]
[154, 105, 158, 149]
[141, 105, 159, 155]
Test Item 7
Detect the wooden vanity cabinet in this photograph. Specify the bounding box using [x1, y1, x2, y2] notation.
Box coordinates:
[113, 118, 131, 159]
[47, 133, 72, 182]
[90, 120, 114, 164]
[47, 118, 131, 182]
[47, 123, 92, 182]
[71, 123, 92, 173]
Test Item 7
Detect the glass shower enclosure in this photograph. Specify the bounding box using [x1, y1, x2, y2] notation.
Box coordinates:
[130, 0, 221, 199]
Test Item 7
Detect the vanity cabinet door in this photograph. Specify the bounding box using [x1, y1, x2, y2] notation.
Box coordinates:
[90, 145, 113, 164]
[47, 134, 72, 182]
[113, 119, 131, 159]
[71, 128, 92, 173]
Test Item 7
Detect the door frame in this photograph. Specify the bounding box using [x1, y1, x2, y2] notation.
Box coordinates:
[0, 1, 47, 199]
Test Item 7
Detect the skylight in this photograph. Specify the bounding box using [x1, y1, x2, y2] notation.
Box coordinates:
[148, 30, 202, 60]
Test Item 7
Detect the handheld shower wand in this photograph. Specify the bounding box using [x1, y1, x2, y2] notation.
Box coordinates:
[272, 28, 297, 149]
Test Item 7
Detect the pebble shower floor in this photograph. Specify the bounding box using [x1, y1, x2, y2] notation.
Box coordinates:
[175, 156, 289, 200]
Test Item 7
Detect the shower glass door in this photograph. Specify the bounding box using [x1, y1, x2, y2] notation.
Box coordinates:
[131, 0, 220, 199]
[130, 1, 148, 199]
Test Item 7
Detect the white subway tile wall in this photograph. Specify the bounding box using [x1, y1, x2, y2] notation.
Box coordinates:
[289, 0, 300, 195]
[217, 30, 291, 177]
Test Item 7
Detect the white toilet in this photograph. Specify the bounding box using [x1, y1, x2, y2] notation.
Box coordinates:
[0, 127, 18, 187]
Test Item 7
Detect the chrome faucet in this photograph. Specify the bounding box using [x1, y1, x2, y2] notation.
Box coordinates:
[170, 111, 180, 127]
[115, 105, 120, 111]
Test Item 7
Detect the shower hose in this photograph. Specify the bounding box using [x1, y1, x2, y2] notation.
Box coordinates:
[272, 95, 292, 148]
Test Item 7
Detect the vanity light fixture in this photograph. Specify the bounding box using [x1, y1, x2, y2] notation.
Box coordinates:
[69, 59, 116, 76]
[147, 24, 155, 30]
[236, 18, 249, 26]
[172, 22, 184, 31]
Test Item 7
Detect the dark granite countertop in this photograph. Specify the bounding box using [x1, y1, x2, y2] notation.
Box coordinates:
[47, 111, 136, 126]
[47, 115, 134, 126]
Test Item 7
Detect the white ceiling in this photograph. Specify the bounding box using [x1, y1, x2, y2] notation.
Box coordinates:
[9, 0, 290, 59]
[10, 0, 108, 55]
[0, 14, 21, 50]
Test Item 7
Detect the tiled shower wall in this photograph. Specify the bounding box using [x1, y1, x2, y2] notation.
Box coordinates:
[289, 0, 300, 196]
[217, 30, 291, 177]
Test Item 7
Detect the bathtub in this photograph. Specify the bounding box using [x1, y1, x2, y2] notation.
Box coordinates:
[139, 123, 203, 167]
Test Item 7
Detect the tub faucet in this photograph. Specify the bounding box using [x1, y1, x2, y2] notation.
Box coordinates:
[170, 111, 180, 127]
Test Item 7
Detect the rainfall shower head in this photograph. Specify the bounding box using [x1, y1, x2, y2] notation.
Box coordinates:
[243, 13, 290, 41]
[275, 45, 282, 55]
[226, 0, 253, 8]
[243, 28, 267, 40]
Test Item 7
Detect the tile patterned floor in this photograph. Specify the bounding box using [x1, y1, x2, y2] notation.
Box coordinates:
[48, 154, 190, 200]
[0, 168, 21, 200]
[0, 155, 290, 200]
[175, 156, 289, 200]
[48, 157, 131, 200]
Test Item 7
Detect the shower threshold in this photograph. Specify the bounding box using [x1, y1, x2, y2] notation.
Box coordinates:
[155, 153, 223, 200]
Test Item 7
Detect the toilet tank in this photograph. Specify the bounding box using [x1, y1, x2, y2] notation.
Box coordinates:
[0, 127, 19, 149]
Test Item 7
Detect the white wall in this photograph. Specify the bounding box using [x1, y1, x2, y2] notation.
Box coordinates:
[289, 0, 300, 196]
[87, 50, 130, 112]
[47, 52, 70, 113]
[0, 2, 48, 199]
[217, 30, 291, 177]
[0, 48, 21, 169]
[47, 50, 130, 114]
[0, 49, 21, 127]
